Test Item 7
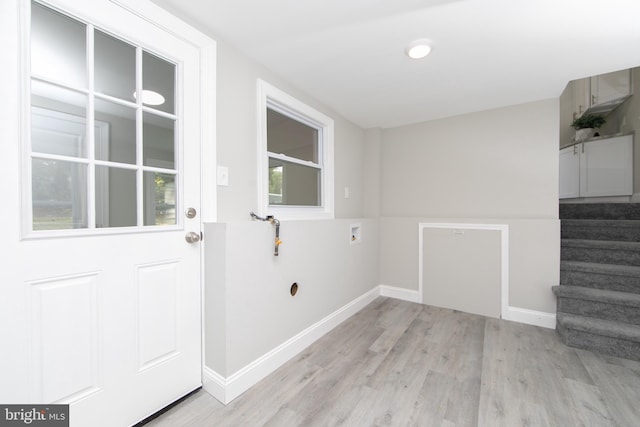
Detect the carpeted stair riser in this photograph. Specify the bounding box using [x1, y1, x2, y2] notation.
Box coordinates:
[560, 203, 640, 220]
[561, 240, 640, 267]
[556, 297, 640, 325]
[556, 321, 640, 361]
[561, 220, 640, 242]
[560, 267, 640, 294]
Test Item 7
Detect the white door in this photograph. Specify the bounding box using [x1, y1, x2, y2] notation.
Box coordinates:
[0, 1, 213, 425]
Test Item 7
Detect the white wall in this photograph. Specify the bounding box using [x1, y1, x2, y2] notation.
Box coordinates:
[205, 219, 379, 375]
[215, 42, 366, 222]
[378, 100, 560, 315]
[380, 100, 559, 218]
[363, 128, 382, 218]
[204, 41, 378, 402]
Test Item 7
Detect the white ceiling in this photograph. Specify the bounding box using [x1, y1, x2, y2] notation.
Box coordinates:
[150, 0, 640, 129]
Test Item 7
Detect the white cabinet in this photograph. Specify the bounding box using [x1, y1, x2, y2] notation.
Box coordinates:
[559, 145, 580, 198]
[571, 69, 632, 118]
[559, 134, 633, 199]
[571, 78, 590, 119]
[590, 69, 632, 108]
[581, 135, 633, 197]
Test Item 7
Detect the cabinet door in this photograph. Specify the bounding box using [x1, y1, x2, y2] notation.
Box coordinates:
[559, 145, 580, 199]
[580, 135, 633, 197]
[571, 78, 590, 118]
[590, 69, 632, 106]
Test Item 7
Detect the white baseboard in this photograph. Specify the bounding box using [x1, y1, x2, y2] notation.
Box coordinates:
[379, 285, 421, 303]
[203, 287, 380, 405]
[202, 366, 227, 404]
[504, 306, 556, 329]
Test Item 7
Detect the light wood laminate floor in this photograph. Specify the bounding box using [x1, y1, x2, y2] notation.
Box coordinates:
[146, 297, 640, 427]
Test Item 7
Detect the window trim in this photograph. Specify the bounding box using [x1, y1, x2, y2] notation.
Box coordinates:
[256, 79, 334, 220]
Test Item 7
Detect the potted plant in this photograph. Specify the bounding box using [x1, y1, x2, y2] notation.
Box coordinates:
[571, 114, 606, 141]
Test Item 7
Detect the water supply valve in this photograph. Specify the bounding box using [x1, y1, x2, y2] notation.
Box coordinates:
[250, 212, 282, 256]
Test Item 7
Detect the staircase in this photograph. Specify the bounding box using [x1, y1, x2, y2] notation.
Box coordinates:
[553, 203, 640, 361]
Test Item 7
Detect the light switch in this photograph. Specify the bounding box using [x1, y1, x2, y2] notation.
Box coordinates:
[344, 187, 350, 199]
[217, 166, 229, 186]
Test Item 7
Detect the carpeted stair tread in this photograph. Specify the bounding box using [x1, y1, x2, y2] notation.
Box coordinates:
[560, 203, 640, 220]
[557, 312, 640, 343]
[552, 285, 640, 308]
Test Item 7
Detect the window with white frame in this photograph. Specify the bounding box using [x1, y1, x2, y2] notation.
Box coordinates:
[28, 1, 179, 235]
[257, 79, 334, 219]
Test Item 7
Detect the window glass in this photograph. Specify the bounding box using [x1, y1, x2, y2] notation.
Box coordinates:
[269, 165, 283, 205]
[95, 99, 137, 164]
[31, 2, 86, 88]
[95, 166, 137, 228]
[144, 172, 176, 226]
[268, 158, 320, 206]
[143, 113, 175, 169]
[142, 52, 175, 114]
[31, 95, 87, 158]
[267, 108, 318, 163]
[95, 30, 136, 101]
[32, 159, 87, 230]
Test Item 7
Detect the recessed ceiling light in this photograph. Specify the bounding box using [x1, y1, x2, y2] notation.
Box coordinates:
[406, 39, 432, 59]
[133, 89, 165, 106]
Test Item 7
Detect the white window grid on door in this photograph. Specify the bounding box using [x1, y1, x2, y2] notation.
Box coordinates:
[23, 1, 181, 238]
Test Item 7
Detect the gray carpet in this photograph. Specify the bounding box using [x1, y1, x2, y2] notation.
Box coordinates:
[555, 203, 640, 361]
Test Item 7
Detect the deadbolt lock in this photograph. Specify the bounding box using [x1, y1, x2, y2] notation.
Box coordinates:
[185, 207, 197, 219]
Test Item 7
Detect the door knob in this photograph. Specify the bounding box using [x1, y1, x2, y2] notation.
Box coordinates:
[185, 231, 201, 243]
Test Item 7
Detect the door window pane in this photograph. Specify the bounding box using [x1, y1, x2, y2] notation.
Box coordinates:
[31, 100, 87, 158]
[144, 172, 176, 226]
[95, 30, 136, 101]
[31, 2, 86, 88]
[32, 159, 87, 230]
[142, 52, 175, 114]
[95, 99, 136, 164]
[143, 113, 175, 168]
[32, 79, 87, 118]
[96, 166, 137, 228]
